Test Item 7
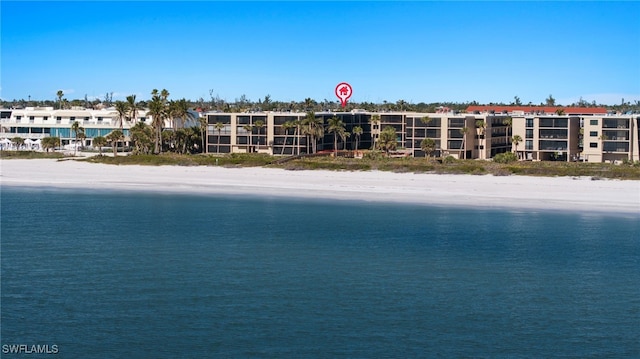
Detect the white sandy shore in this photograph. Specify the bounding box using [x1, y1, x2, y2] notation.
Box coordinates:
[1, 159, 639, 214]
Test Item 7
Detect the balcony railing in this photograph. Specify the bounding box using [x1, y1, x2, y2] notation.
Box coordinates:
[539, 140, 568, 151]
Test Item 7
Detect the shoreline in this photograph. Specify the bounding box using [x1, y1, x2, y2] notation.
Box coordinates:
[1, 159, 639, 215]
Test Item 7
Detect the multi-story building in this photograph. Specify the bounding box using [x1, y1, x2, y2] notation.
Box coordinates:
[581, 116, 639, 163]
[0, 107, 144, 147]
[205, 110, 514, 159]
[471, 106, 639, 163]
[0, 106, 196, 149]
[2, 105, 638, 163]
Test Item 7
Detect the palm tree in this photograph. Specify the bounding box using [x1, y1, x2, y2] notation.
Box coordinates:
[339, 130, 350, 151]
[93, 136, 107, 156]
[214, 122, 224, 154]
[114, 101, 129, 130]
[475, 120, 486, 159]
[56, 90, 64, 109]
[130, 122, 154, 154]
[160, 89, 170, 101]
[174, 128, 188, 154]
[254, 120, 265, 150]
[421, 138, 436, 159]
[187, 126, 202, 154]
[512, 135, 523, 158]
[327, 116, 346, 154]
[70, 121, 83, 156]
[459, 126, 469, 159]
[281, 121, 295, 155]
[167, 99, 194, 151]
[503, 117, 512, 152]
[352, 125, 363, 152]
[243, 124, 253, 152]
[369, 114, 381, 150]
[106, 129, 124, 157]
[126, 95, 141, 124]
[199, 117, 208, 153]
[170, 98, 194, 130]
[303, 112, 323, 154]
[378, 126, 397, 155]
[304, 97, 315, 111]
[42, 137, 59, 152]
[77, 128, 86, 151]
[420, 116, 432, 126]
[11, 137, 25, 150]
[148, 89, 169, 154]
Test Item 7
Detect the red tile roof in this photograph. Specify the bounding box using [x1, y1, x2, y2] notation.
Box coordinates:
[466, 105, 607, 115]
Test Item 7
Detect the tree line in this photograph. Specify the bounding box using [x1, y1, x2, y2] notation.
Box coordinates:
[5, 91, 638, 114]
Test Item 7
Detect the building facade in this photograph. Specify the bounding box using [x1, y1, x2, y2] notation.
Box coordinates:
[0, 107, 145, 147]
[2, 106, 638, 163]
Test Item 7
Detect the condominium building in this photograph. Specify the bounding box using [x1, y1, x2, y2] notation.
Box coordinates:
[581, 116, 639, 163]
[205, 107, 639, 163]
[204, 110, 514, 159]
[2, 105, 638, 163]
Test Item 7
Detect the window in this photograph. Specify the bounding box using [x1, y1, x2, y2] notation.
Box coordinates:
[208, 115, 231, 125]
[589, 131, 598, 137]
[589, 142, 598, 148]
[540, 118, 568, 128]
[526, 118, 533, 128]
[84, 117, 90, 122]
[448, 118, 465, 127]
[448, 140, 463, 149]
[526, 129, 533, 138]
[603, 119, 629, 129]
[29, 116, 35, 123]
[97, 117, 103, 122]
[43, 116, 49, 121]
[603, 142, 629, 152]
[56, 117, 62, 123]
[525, 140, 533, 150]
[237, 116, 250, 125]
[590, 119, 598, 126]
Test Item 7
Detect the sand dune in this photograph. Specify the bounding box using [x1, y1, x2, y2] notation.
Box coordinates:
[1, 159, 639, 214]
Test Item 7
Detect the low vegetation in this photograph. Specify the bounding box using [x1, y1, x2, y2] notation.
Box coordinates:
[84, 153, 273, 167]
[0, 151, 66, 159]
[78, 152, 640, 180]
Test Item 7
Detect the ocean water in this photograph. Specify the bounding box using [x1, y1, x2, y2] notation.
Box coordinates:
[1, 186, 639, 358]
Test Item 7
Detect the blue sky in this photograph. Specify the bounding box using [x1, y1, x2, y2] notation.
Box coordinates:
[2, 1, 639, 105]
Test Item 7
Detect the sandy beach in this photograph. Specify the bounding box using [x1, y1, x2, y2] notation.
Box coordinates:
[1, 159, 639, 214]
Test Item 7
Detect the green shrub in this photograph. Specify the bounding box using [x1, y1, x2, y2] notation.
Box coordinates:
[0, 151, 66, 159]
[442, 156, 456, 164]
[493, 152, 518, 163]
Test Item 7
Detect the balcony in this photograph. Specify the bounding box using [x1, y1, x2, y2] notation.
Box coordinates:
[603, 119, 629, 129]
[603, 142, 629, 153]
[539, 140, 568, 151]
[602, 130, 629, 141]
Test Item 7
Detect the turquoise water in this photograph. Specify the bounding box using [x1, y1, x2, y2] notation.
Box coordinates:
[1, 187, 639, 358]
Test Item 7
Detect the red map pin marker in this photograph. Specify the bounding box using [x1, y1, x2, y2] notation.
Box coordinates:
[335, 82, 352, 107]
